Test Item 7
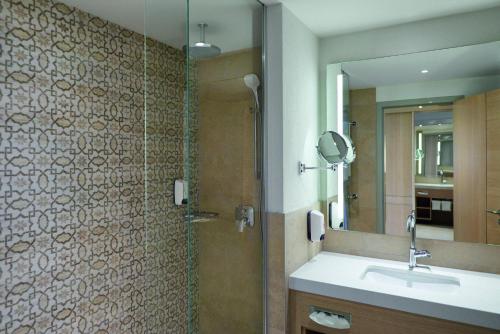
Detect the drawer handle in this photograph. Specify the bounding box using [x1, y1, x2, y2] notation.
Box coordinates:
[309, 308, 351, 330]
[486, 209, 500, 224]
[417, 191, 429, 196]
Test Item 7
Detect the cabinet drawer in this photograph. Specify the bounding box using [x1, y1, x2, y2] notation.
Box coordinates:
[415, 187, 453, 199]
[289, 290, 496, 334]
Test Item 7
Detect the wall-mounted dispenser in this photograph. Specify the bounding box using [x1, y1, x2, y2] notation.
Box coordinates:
[235, 205, 254, 232]
[307, 210, 325, 242]
[174, 179, 188, 206]
[329, 201, 343, 229]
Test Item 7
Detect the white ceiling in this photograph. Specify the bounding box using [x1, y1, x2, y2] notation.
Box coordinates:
[59, 0, 262, 53]
[342, 41, 500, 89]
[58, 0, 500, 52]
[261, 0, 500, 37]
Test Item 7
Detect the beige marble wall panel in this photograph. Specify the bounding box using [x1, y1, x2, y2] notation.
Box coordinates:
[198, 49, 261, 85]
[266, 202, 323, 334]
[197, 48, 263, 334]
[348, 89, 377, 232]
[323, 230, 500, 274]
[284, 204, 322, 277]
[267, 213, 286, 334]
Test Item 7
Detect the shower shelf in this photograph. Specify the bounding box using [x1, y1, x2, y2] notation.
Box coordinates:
[185, 211, 219, 223]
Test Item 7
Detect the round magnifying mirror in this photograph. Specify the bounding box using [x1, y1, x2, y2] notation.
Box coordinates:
[317, 131, 356, 165]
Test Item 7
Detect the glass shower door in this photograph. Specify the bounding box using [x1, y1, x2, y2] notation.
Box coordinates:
[144, 1, 264, 332]
[186, 1, 264, 333]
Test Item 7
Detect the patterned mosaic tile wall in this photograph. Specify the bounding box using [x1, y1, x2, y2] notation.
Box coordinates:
[0, 0, 198, 333]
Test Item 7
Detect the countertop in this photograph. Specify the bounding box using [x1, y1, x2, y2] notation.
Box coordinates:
[415, 182, 454, 190]
[289, 252, 500, 330]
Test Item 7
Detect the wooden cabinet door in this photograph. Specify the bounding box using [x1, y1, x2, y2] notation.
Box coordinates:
[453, 94, 487, 243]
[384, 112, 413, 236]
[486, 88, 500, 244]
[289, 290, 498, 334]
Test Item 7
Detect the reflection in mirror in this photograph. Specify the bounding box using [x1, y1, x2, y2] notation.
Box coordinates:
[317, 131, 356, 165]
[299, 131, 355, 175]
[414, 110, 454, 240]
[324, 41, 500, 246]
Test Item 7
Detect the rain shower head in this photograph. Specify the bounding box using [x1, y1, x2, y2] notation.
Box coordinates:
[183, 23, 221, 59]
[244, 73, 260, 109]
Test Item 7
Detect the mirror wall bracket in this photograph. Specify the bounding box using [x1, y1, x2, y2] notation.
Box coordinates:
[299, 161, 337, 175]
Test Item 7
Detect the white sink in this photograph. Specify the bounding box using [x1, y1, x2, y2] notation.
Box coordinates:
[289, 252, 500, 330]
[361, 265, 460, 293]
[415, 182, 453, 189]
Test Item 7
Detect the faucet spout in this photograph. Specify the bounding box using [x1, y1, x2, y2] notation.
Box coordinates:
[406, 210, 431, 269]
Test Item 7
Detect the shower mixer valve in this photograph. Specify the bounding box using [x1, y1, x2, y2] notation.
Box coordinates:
[235, 205, 254, 232]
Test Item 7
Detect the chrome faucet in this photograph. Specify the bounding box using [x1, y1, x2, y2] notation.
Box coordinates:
[406, 210, 431, 269]
[437, 170, 446, 184]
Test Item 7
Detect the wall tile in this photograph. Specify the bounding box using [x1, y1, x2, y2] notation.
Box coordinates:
[0, 1, 197, 333]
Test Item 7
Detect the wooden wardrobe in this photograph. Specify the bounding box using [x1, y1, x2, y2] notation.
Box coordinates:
[453, 88, 500, 244]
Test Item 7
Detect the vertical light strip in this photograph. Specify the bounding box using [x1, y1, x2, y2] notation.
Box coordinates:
[417, 132, 422, 174]
[337, 74, 344, 225]
[437, 141, 441, 166]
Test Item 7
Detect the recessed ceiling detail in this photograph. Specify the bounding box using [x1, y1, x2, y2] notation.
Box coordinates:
[58, 0, 262, 53]
[261, 0, 500, 37]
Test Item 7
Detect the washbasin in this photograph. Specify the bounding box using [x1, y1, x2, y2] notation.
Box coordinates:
[361, 265, 460, 293]
[415, 182, 453, 189]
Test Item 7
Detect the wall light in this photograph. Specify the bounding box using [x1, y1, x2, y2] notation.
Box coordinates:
[417, 132, 423, 174]
[421, 69, 429, 74]
[336, 74, 344, 227]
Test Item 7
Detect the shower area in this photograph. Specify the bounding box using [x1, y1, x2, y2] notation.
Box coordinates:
[0, 0, 264, 333]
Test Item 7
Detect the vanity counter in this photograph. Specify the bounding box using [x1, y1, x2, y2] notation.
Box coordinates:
[289, 252, 500, 330]
[415, 182, 454, 190]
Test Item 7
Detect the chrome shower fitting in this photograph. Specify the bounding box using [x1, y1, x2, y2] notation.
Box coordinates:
[235, 205, 254, 232]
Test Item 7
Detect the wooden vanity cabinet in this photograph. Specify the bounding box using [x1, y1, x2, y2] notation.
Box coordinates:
[289, 290, 497, 334]
[414, 187, 453, 226]
[454, 88, 500, 244]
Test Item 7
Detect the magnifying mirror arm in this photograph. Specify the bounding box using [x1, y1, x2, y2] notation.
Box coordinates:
[298, 161, 337, 175]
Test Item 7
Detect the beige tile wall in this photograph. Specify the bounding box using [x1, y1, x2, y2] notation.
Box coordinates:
[267, 203, 322, 334]
[267, 213, 286, 334]
[323, 230, 500, 274]
[197, 49, 263, 334]
[348, 88, 377, 233]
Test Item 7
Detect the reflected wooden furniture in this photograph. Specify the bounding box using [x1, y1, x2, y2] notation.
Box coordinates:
[289, 290, 497, 334]
[454, 88, 500, 244]
[384, 112, 413, 236]
[486, 88, 500, 244]
[415, 187, 453, 226]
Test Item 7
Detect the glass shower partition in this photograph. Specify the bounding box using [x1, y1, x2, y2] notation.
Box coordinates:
[187, 1, 264, 333]
[144, 0, 264, 333]
[144, 0, 195, 332]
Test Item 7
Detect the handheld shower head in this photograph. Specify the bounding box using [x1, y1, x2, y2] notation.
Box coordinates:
[244, 73, 260, 109]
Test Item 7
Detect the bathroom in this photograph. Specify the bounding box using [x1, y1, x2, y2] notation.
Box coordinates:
[1, 0, 500, 333]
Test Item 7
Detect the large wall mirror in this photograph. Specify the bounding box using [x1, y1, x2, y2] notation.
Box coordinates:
[324, 41, 500, 245]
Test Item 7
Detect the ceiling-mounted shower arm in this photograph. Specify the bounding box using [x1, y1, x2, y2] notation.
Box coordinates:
[198, 23, 207, 43]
